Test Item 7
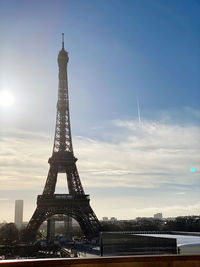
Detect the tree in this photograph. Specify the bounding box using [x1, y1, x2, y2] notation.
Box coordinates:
[0, 223, 19, 244]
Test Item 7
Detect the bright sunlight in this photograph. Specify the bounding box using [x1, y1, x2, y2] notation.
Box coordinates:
[0, 90, 15, 107]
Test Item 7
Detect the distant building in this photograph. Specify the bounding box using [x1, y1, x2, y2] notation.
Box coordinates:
[110, 217, 117, 222]
[102, 217, 109, 221]
[154, 213, 162, 220]
[14, 200, 23, 228]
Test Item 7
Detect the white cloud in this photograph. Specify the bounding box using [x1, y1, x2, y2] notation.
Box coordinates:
[1, 120, 199, 191]
[0, 117, 199, 220]
[0, 129, 51, 190]
[76, 119, 200, 189]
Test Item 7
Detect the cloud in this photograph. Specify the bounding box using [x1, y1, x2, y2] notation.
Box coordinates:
[0, 129, 51, 190]
[0, 115, 200, 220]
[75, 119, 200, 189]
[1, 119, 199, 192]
[176, 192, 186, 195]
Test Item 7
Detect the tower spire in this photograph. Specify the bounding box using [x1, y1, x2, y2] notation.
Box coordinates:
[62, 33, 64, 49]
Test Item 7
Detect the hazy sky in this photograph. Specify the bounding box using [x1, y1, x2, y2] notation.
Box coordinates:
[0, 0, 200, 222]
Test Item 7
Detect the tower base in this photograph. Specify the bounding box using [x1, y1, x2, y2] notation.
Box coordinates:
[25, 194, 101, 241]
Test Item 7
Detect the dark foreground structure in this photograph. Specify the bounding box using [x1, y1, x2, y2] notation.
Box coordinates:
[25, 34, 101, 241]
[100, 232, 177, 256]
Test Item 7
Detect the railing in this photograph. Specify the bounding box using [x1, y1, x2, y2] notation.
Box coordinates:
[0, 255, 200, 267]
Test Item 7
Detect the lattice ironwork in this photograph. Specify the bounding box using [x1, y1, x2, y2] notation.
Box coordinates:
[25, 34, 101, 241]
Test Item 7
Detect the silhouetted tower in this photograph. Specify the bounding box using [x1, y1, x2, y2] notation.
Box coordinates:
[26, 34, 101, 240]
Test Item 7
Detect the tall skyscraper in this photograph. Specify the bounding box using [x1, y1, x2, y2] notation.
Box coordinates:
[14, 200, 23, 228]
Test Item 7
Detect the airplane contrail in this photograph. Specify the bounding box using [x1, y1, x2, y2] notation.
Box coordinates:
[137, 96, 141, 123]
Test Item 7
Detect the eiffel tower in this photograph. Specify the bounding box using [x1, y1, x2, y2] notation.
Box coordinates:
[26, 34, 101, 240]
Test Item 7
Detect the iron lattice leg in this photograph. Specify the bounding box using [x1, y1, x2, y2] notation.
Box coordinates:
[24, 207, 53, 241]
[25, 197, 101, 241]
[43, 166, 58, 195]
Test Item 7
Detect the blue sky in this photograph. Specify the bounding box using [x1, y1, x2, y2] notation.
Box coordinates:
[0, 0, 200, 222]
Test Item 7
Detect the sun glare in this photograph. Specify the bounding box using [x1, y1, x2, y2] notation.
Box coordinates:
[0, 91, 15, 107]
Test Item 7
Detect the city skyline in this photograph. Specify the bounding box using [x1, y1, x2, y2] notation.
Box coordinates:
[0, 0, 200, 222]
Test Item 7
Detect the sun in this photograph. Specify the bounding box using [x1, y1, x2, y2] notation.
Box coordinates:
[0, 90, 15, 107]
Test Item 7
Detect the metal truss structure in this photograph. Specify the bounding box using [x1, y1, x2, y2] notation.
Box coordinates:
[26, 34, 101, 240]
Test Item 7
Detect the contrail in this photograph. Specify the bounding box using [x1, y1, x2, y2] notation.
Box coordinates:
[137, 96, 141, 123]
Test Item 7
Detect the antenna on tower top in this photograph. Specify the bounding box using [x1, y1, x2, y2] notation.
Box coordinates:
[62, 33, 64, 49]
